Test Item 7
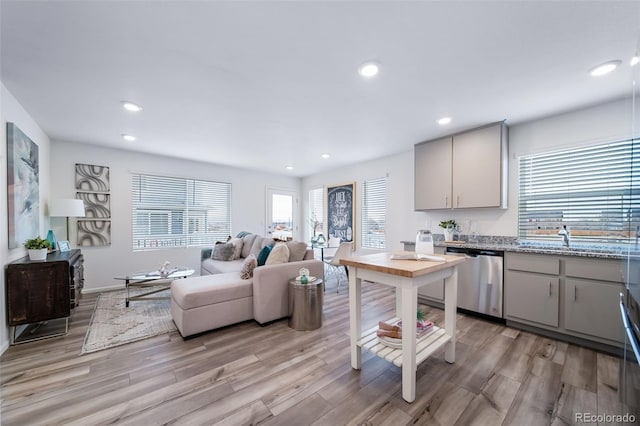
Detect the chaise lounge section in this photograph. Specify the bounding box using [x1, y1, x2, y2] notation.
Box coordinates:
[171, 233, 323, 337]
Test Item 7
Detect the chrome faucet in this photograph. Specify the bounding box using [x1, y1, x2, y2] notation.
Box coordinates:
[558, 225, 570, 247]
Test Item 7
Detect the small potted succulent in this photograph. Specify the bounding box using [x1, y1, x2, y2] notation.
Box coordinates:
[439, 220, 458, 242]
[24, 237, 51, 261]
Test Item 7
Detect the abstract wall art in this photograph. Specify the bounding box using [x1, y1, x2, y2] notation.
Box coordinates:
[75, 163, 110, 192]
[77, 220, 111, 246]
[75, 163, 111, 246]
[76, 192, 110, 218]
[7, 123, 39, 249]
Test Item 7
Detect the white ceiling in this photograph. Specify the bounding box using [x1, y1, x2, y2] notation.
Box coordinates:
[1, 1, 639, 177]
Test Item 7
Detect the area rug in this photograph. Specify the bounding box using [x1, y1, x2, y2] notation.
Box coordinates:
[81, 287, 176, 354]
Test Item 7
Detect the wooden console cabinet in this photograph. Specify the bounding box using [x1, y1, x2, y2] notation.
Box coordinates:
[6, 249, 84, 343]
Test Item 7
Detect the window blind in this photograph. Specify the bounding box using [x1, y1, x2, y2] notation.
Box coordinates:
[309, 188, 324, 239]
[131, 173, 231, 250]
[362, 177, 386, 249]
[518, 139, 640, 244]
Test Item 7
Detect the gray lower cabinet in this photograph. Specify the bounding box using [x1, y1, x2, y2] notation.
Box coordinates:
[564, 278, 624, 342]
[563, 257, 625, 343]
[504, 252, 624, 346]
[505, 270, 559, 327]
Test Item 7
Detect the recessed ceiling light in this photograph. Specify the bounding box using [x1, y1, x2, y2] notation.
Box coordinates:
[358, 61, 380, 78]
[589, 60, 622, 77]
[321, 153, 330, 159]
[437, 117, 452, 125]
[631, 55, 640, 67]
[121, 101, 143, 112]
[285, 165, 294, 170]
[121, 134, 136, 141]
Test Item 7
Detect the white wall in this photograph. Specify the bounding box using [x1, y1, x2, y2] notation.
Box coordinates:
[50, 140, 301, 293]
[302, 97, 633, 253]
[1, 82, 52, 353]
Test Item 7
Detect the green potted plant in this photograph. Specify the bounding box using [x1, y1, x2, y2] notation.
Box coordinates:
[438, 220, 457, 242]
[24, 236, 51, 261]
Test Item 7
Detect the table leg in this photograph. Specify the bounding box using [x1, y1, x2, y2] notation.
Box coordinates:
[444, 266, 458, 363]
[349, 267, 362, 370]
[125, 278, 130, 307]
[401, 283, 418, 402]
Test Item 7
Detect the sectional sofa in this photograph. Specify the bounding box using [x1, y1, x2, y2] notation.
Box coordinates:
[171, 233, 324, 337]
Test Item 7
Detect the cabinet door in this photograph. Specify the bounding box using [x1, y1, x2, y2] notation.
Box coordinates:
[505, 270, 559, 327]
[418, 247, 445, 301]
[414, 137, 452, 210]
[564, 278, 624, 343]
[452, 123, 503, 208]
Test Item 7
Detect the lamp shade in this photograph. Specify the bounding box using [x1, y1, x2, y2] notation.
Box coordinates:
[49, 199, 86, 217]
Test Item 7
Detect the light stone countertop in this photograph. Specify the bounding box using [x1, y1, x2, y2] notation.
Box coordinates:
[400, 238, 637, 260]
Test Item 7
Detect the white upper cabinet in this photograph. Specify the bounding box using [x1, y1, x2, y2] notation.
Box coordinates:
[414, 122, 508, 210]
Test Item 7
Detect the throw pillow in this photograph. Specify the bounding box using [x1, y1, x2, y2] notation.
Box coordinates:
[256, 244, 273, 266]
[266, 243, 290, 265]
[228, 237, 243, 260]
[241, 233, 257, 258]
[286, 241, 308, 262]
[212, 242, 235, 261]
[240, 254, 257, 279]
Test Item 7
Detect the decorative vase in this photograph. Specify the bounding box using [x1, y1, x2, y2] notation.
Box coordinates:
[46, 229, 57, 252]
[443, 228, 455, 242]
[28, 248, 48, 261]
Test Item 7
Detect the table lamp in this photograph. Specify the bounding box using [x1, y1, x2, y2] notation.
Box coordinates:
[49, 198, 86, 242]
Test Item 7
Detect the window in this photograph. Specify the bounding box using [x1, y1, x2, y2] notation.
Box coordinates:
[132, 173, 231, 250]
[518, 139, 640, 244]
[362, 177, 386, 249]
[309, 188, 324, 240]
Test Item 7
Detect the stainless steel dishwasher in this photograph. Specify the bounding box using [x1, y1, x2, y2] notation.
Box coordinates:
[445, 246, 504, 319]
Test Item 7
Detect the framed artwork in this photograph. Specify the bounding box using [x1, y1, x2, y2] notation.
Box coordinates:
[58, 240, 71, 252]
[77, 220, 111, 246]
[75, 163, 110, 192]
[7, 123, 39, 249]
[326, 182, 355, 245]
[76, 192, 110, 218]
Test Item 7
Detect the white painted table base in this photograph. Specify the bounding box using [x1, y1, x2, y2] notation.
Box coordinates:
[345, 254, 460, 403]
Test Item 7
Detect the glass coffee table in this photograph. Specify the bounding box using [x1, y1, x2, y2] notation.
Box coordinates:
[114, 268, 195, 307]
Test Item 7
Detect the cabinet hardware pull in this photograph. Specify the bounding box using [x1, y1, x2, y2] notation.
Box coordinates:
[548, 282, 552, 297]
[574, 285, 577, 301]
[445, 195, 448, 207]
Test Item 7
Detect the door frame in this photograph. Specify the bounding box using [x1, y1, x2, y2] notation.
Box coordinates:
[265, 187, 299, 241]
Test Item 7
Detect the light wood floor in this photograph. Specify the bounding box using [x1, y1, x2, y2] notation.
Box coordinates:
[0, 278, 635, 425]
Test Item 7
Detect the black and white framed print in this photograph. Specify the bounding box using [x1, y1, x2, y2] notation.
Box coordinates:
[326, 182, 355, 245]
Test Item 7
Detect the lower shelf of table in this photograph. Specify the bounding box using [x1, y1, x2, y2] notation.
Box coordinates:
[356, 318, 451, 367]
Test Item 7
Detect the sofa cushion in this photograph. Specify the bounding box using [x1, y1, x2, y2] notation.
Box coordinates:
[201, 258, 244, 275]
[171, 273, 252, 310]
[241, 233, 257, 258]
[212, 242, 235, 261]
[266, 243, 290, 265]
[228, 237, 243, 260]
[286, 241, 308, 262]
[240, 254, 258, 279]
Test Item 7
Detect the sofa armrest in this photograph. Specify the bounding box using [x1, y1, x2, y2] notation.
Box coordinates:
[252, 259, 324, 324]
[201, 247, 213, 261]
